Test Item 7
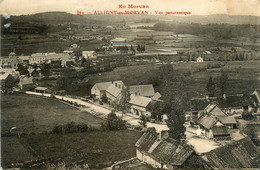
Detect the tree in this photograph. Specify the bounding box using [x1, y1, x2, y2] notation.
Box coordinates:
[113, 86, 131, 119]
[206, 76, 216, 97]
[101, 93, 108, 103]
[159, 64, 190, 141]
[102, 110, 126, 131]
[219, 70, 228, 96]
[139, 114, 147, 128]
[16, 63, 29, 76]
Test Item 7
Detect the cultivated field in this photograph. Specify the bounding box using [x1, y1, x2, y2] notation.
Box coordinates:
[1, 93, 104, 134]
[1, 93, 142, 169]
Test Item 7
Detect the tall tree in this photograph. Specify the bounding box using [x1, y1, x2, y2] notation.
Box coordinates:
[113, 86, 131, 119]
[159, 64, 190, 141]
[206, 76, 216, 97]
[219, 70, 228, 96]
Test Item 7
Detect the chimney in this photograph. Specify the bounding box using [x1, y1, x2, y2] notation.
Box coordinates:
[223, 94, 226, 99]
[157, 130, 169, 140]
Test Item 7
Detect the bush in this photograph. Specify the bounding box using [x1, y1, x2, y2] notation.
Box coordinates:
[52, 122, 89, 134]
[102, 111, 126, 131]
[242, 111, 255, 120]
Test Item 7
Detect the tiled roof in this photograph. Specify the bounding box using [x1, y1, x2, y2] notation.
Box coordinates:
[218, 116, 237, 124]
[202, 137, 260, 168]
[129, 84, 155, 97]
[135, 128, 158, 152]
[151, 138, 194, 166]
[94, 80, 124, 91]
[129, 95, 152, 108]
[106, 84, 123, 98]
[198, 114, 218, 130]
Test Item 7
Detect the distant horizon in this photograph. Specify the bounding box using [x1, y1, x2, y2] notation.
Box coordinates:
[0, 0, 259, 16]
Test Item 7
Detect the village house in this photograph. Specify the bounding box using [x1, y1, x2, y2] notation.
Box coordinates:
[105, 81, 125, 103]
[29, 53, 46, 65]
[18, 55, 30, 65]
[129, 95, 152, 117]
[82, 51, 97, 59]
[0, 52, 20, 69]
[135, 128, 196, 169]
[45, 53, 72, 67]
[18, 76, 34, 90]
[187, 94, 254, 124]
[198, 104, 237, 140]
[128, 84, 155, 98]
[201, 137, 260, 168]
[91, 80, 124, 99]
[0, 73, 18, 91]
[196, 56, 204, 63]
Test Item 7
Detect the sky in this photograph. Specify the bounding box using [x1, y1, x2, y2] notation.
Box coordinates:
[0, 0, 259, 16]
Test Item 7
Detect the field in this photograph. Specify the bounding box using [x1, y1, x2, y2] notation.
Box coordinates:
[1, 93, 142, 169]
[72, 60, 260, 97]
[1, 93, 104, 134]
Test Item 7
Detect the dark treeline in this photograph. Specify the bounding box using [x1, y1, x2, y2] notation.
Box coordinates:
[153, 22, 260, 41]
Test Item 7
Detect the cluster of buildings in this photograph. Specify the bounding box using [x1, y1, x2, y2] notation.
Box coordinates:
[91, 80, 166, 121]
[134, 127, 259, 169]
[185, 91, 260, 140]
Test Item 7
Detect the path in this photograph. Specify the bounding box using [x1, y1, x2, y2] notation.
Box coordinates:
[25, 91, 168, 132]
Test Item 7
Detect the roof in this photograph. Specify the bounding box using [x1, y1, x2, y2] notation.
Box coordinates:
[82, 51, 95, 54]
[212, 126, 229, 136]
[129, 84, 155, 97]
[31, 53, 46, 58]
[46, 53, 70, 60]
[129, 95, 152, 108]
[0, 73, 11, 80]
[150, 138, 194, 166]
[18, 56, 30, 60]
[190, 94, 253, 111]
[218, 116, 237, 124]
[202, 137, 260, 168]
[93, 80, 124, 91]
[35, 87, 48, 91]
[111, 37, 126, 42]
[19, 77, 33, 85]
[135, 128, 158, 152]
[106, 84, 123, 98]
[198, 114, 218, 130]
[152, 92, 162, 100]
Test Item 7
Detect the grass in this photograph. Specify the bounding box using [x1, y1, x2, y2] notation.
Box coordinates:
[14, 130, 141, 169]
[1, 93, 142, 169]
[1, 93, 104, 134]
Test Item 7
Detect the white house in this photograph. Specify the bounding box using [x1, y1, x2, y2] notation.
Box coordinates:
[29, 53, 46, 65]
[91, 80, 124, 99]
[82, 51, 97, 59]
[196, 56, 204, 63]
[129, 95, 152, 117]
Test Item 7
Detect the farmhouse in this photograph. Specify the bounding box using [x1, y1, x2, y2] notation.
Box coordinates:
[105, 82, 125, 102]
[0, 73, 18, 91]
[188, 94, 254, 123]
[45, 53, 71, 67]
[91, 80, 124, 99]
[129, 95, 152, 117]
[18, 55, 30, 65]
[201, 137, 260, 168]
[82, 51, 97, 59]
[135, 128, 195, 169]
[18, 76, 34, 90]
[196, 56, 204, 63]
[128, 84, 155, 97]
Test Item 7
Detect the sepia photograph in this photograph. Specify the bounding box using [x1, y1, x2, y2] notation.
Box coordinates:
[0, 0, 260, 169]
